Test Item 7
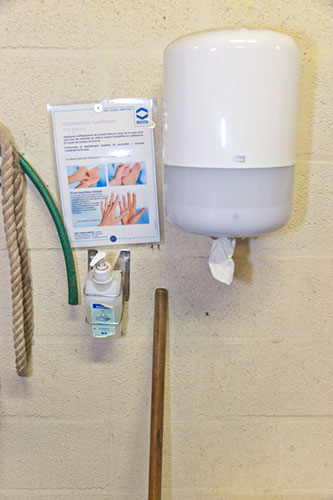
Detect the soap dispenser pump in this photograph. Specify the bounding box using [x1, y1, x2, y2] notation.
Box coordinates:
[84, 250, 130, 338]
[90, 251, 113, 283]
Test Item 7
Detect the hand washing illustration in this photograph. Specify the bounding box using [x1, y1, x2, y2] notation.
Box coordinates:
[119, 193, 147, 225]
[67, 165, 106, 188]
[98, 192, 148, 227]
[108, 162, 146, 186]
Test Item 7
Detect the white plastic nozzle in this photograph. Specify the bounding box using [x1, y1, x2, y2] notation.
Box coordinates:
[90, 251, 107, 269]
[90, 251, 113, 283]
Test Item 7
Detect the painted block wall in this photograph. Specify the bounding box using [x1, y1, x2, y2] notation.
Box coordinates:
[0, 0, 332, 498]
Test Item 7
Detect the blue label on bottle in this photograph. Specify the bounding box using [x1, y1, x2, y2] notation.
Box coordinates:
[91, 303, 115, 337]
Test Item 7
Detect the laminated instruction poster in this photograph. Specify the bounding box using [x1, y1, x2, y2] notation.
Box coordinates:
[49, 99, 160, 247]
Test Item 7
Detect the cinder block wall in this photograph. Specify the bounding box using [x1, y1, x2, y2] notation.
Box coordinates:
[0, 1, 332, 499]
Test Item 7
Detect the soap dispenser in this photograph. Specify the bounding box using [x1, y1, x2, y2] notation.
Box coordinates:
[84, 251, 123, 337]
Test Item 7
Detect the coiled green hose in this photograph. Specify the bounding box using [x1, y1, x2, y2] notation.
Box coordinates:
[18, 153, 79, 305]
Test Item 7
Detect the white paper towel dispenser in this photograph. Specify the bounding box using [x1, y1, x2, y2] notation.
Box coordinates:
[163, 29, 301, 238]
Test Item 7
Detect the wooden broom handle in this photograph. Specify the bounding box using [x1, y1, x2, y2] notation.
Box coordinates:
[148, 288, 168, 500]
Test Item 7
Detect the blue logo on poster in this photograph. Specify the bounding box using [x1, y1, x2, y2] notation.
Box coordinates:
[136, 107, 148, 120]
[136, 107, 149, 125]
[110, 235, 117, 242]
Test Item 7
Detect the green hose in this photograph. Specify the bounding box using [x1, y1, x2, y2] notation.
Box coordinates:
[18, 153, 79, 305]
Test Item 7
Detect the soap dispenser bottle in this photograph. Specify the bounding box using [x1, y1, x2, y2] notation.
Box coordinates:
[84, 251, 123, 337]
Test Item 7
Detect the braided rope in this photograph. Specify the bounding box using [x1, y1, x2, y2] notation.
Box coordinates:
[13, 148, 34, 357]
[0, 125, 33, 376]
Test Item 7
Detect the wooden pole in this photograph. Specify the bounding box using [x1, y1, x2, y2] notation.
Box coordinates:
[148, 288, 168, 500]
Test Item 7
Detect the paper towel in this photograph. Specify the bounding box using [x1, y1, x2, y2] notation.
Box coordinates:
[209, 237, 236, 284]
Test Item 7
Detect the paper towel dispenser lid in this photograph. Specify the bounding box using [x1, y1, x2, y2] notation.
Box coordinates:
[163, 29, 301, 169]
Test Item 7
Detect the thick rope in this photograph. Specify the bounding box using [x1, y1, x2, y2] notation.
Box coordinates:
[0, 125, 33, 376]
[13, 147, 34, 357]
